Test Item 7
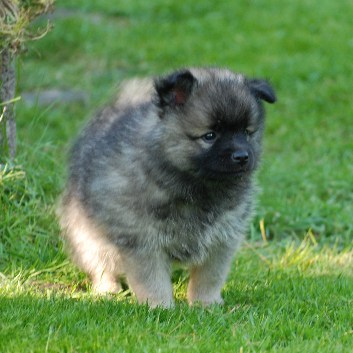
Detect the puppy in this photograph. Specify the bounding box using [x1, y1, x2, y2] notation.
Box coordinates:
[58, 67, 276, 307]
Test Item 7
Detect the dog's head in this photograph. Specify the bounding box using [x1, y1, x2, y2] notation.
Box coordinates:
[153, 68, 276, 180]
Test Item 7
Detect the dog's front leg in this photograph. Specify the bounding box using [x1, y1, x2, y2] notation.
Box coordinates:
[122, 251, 174, 308]
[187, 244, 237, 306]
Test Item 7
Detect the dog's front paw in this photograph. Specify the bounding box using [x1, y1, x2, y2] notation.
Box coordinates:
[188, 294, 224, 306]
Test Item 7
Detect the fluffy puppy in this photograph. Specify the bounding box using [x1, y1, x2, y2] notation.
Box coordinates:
[58, 67, 276, 307]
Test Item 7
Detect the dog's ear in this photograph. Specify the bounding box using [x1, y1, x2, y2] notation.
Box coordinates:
[155, 70, 197, 108]
[248, 79, 276, 104]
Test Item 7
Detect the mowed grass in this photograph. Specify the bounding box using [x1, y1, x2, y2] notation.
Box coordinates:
[1, 0, 352, 352]
[1, 244, 352, 353]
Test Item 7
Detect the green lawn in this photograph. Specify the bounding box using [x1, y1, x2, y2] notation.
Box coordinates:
[1, 0, 352, 352]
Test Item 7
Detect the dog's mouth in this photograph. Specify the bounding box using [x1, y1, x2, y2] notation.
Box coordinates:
[206, 159, 254, 176]
[196, 166, 252, 180]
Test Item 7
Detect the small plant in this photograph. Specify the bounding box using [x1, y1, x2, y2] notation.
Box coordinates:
[0, 0, 54, 162]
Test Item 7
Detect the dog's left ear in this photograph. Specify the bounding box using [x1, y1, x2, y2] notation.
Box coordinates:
[155, 70, 197, 108]
[248, 79, 276, 104]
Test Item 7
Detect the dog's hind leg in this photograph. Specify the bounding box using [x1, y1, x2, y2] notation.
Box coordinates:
[59, 198, 122, 294]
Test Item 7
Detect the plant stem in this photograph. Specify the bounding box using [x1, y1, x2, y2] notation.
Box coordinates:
[0, 47, 16, 161]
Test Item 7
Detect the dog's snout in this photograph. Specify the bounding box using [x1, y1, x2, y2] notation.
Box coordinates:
[231, 150, 249, 165]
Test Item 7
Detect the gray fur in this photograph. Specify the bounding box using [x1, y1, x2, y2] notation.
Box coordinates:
[58, 67, 276, 307]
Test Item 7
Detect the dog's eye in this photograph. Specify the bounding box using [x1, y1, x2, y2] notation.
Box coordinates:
[202, 131, 217, 143]
[245, 127, 256, 135]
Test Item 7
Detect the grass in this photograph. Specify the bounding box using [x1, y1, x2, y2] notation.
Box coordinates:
[1, 241, 352, 352]
[1, 0, 353, 351]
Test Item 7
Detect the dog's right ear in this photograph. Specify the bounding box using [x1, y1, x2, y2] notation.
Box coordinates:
[155, 70, 197, 108]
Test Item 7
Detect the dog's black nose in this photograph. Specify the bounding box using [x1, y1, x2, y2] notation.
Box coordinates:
[231, 150, 249, 165]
